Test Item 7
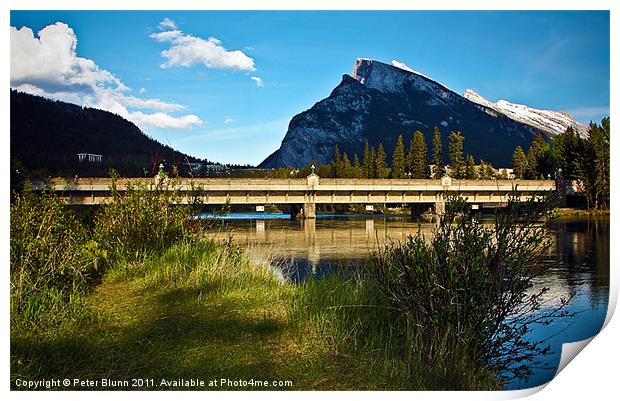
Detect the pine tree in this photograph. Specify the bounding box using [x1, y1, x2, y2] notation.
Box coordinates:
[465, 154, 476, 179]
[406, 135, 415, 174]
[575, 118, 610, 209]
[512, 146, 527, 179]
[391, 135, 406, 178]
[363, 140, 372, 178]
[448, 131, 465, 178]
[369, 146, 377, 178]
[353, 153, 364, 178]
[342, 152, 353, 178]
[526, 133, 547, 179]
[376, 143, 387, 179]
[554, 127, 579, 179]
[526, 147, 539, 179]
[333, 144, 342, 178]
[431, 126, 443, 178]
[411, 131, 429, 178]
[478, 160, 496, 180]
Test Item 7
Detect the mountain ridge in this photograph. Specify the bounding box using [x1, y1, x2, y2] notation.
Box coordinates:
[260, 58, 552, 169]
[10, 90, 200, 178]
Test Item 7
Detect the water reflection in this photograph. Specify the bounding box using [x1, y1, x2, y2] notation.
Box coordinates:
[208, 214, 609, 389]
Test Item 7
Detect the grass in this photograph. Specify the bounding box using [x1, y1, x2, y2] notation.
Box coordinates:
[11, 239, 407, 390]
[11, 182, 547, 391]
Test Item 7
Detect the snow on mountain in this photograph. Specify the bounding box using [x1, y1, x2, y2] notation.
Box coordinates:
[464, 89, 588, 137]
[353, 58, 457, 106]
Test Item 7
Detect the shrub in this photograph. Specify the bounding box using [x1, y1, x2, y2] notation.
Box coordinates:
[365, 195, 569, 384]
[10, 184, 101, 329]
[93, 171, 196, 265]
[292, 195, 568, 389]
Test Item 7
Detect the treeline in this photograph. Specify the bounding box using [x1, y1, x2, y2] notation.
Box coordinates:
[270, 127, 499, 180]
[512, 117, 609, 209]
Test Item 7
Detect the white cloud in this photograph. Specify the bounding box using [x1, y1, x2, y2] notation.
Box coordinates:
[150, 30, 183, 42]
[10, 22, 202, 130]
[159, 18, 178, 31]
[119, 95, 184, 112]
[251, 76, 264, 87]
[150, 19, 255, 72]
[223, 117, 234, 124]
[139, 87, 146, 94]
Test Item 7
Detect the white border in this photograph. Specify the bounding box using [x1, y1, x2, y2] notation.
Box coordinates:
[3, 1, 616, 401]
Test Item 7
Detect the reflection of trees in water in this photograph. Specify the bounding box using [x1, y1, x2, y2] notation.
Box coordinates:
[551, 217, 609, 308]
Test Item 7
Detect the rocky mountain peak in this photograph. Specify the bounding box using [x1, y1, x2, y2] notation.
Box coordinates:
[463, 89, 588, 137]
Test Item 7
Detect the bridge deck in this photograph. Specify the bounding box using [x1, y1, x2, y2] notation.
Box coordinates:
[34, 175, 556, 207]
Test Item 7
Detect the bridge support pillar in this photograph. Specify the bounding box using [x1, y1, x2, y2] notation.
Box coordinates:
[434, 200, 446, 216]
[289, 203, 316, 219]
[303, 202, 316, 219]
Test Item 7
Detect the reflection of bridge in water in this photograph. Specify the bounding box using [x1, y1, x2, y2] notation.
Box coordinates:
[213, 216, 608, 307]
[213, 218, 438, 268]
[37, 174, 557, 218]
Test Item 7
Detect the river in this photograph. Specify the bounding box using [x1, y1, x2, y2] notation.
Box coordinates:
[202, 213, 609, 390]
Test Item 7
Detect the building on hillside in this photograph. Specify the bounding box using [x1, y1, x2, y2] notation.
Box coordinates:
[77, 153, 102, 163]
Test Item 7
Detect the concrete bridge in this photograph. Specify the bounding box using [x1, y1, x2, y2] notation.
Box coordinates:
[35, 174, 557, 218]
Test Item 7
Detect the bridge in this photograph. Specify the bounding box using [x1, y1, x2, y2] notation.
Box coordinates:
[35, 174, 557, 218]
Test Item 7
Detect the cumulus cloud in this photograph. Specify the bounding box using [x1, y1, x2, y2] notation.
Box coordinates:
[150, 19, 256, 72]
[251, 76, 264, 87]
[223, 117, 234, 124]
[10, 22, 202, 130]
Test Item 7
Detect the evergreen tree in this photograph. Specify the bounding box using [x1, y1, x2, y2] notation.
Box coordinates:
[465, 154, 476, 179]
[353, 153, 364, 178]
[593, 117, 610, 208]
[391, 135, 406, 178]
[554, 127, 580, 179]
[411, 131, 429, 178]
[448, 131, 465, 178]
[363, 140, 372, 178]
[575, 118, 610, 209]
[478, 160, 496, 180]
[333, 144, 342, 178]
[406, 135, 415, 174]
[342, 152, 353, 178]
[375, 143, 388, 179]
[317, 163, 333, 178]
[431, 126, 443, 178]
[369, 146, 377, 178]
[512, 146, 527, 179]
[526, 147, 539, 179]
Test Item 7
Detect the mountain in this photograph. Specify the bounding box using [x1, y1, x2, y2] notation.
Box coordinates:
[260, 59, 571, 169]
[10, 90, 199, 178]
[463, 89, 588, 138]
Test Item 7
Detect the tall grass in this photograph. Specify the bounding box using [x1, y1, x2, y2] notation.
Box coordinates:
[10, 184, 102, 332]
[93, 171, 197, 265]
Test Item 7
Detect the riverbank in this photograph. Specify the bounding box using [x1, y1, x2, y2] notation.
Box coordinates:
[12, 238, 498, 390]
[9, 183, 563, 391]
[554, 208, 610, 217]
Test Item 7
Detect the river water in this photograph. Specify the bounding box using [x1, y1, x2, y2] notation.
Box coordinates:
[203, 213, 609, 390]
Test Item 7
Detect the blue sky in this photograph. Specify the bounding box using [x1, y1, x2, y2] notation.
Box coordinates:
[10, 11, 610, 165]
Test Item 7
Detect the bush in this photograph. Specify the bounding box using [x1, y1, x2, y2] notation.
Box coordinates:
[365, 195, 569, 384]
[93, 171, 197, 265]
[10, 184, 101, 330]
[292, 195, 568, 389]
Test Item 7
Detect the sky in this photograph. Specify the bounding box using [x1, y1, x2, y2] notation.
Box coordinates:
[9, 10, 610, 165]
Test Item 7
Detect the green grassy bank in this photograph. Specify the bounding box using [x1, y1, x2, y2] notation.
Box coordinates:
[11, 177, 560, 390]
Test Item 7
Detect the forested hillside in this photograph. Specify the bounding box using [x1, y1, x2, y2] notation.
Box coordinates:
[10, 90, 200, 179]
